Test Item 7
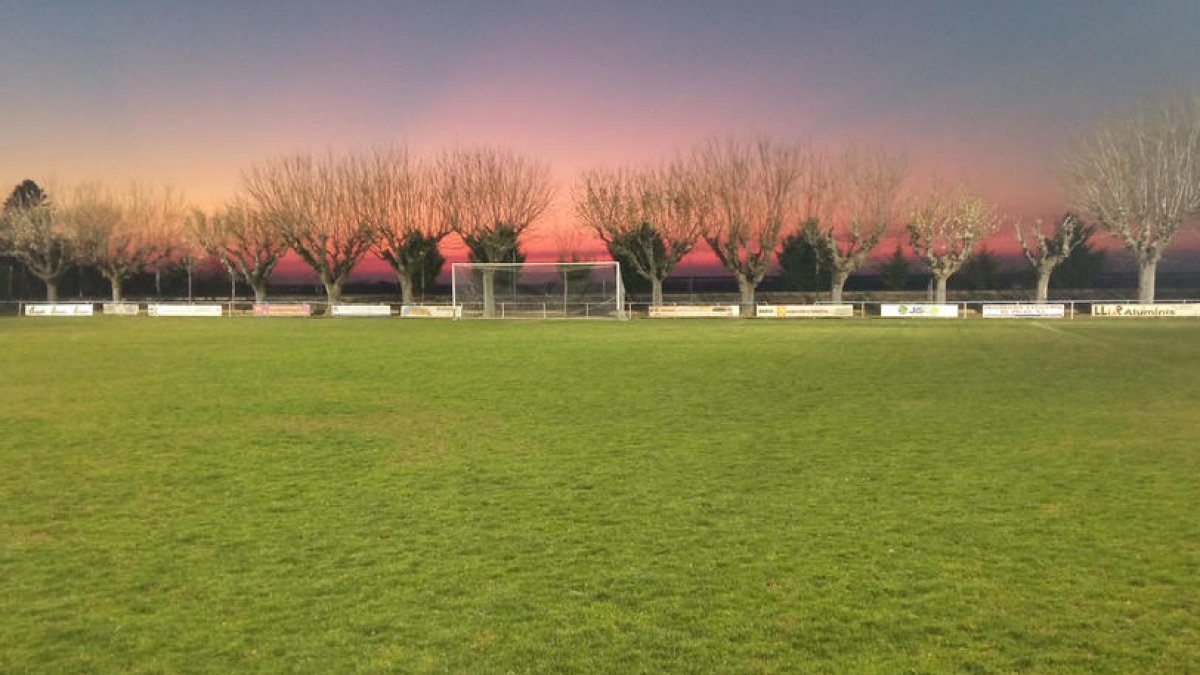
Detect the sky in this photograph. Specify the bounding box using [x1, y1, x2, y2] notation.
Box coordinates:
[3, 0, 1200, 276]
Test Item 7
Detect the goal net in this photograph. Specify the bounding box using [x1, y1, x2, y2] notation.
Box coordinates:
[451, 261, 624, 319]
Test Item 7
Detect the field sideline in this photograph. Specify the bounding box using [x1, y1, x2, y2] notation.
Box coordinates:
[2, 318, 1198, 672]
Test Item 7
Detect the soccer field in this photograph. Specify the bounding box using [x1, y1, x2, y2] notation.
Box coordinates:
[2, 318, 1198, 672]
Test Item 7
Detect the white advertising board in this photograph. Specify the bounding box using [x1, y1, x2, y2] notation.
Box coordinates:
[253, 303, 312, 317]
[148, 303, 223, 317]
[880, 303, 959, 318]
[401, 305, 461, 318]
[648, 304, 740, 318]
[24, 303, 94, 317]
[103, 302, 140, 316]
[331, 304, 392, 317]
[757, 304, 854, 318]
[1091, 303, 1200, 318]
[982, 304, 1066, 319]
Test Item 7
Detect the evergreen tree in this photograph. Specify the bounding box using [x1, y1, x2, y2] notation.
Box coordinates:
[957, 246, 1001, 290]
[777, 226, 831, 291]
[877, 245, 910, 291]
[3, 180, 47, 210]
[467, 222, 524, 298]
[604, 223, 659, 296]
[1050, 223, 1106, 290]
[408, 231, 445, 298]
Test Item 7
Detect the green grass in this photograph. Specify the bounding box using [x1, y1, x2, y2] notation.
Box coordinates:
[2, 317, 1199, 673]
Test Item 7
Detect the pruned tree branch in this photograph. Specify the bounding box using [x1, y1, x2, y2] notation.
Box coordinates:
[805, 145, 907, 302]
[243, 152, 378, 307]
[187, 200, 288, 303]
[1066, 94, 1200, 301]
[574, 160, 705, 305]
[697, 138, 808, 314]
[907, 185, 998, 303]
[1013, 213, 1081, 303]
[356, 147, 452, 304]
[71, 182, 183, 301]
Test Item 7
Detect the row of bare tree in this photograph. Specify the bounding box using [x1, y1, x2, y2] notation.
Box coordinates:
[0, 148, 554, 307]
[237, 147, 554, 309]
[3, 94, 1198, 306]
[577, 140, 898, 311]
[579, 140, 1064, 307]
[0, 181, 185, 302]
[580, 91, 1200, 308]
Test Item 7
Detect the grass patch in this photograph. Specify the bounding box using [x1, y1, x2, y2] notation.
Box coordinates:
[2, 318, 1199, 672]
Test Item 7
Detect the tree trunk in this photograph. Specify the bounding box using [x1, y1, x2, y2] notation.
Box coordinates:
[1035, 268, 1051, 304]
[253, 283, 267, 304]
[482, 269, 496, 318]
[155, 269, 162, 296]
[831, 270, 849, 304]
[650, 277, 664, 307]
[187, 266, 194, 301]
[110, 276, 124, 302]
[45, 278, 59, 302]
[397, 269, 415, 305]
[737, 275, 755, 317]
[1137, 257, 1157, 303]
[323, 278, 344, 310]
[934, 274, 948, 304]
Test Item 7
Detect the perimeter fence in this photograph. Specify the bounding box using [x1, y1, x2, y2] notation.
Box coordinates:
[5, 298, 1200, 320]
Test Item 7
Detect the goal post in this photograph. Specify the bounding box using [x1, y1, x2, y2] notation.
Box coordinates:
[451, 261, 625, 319]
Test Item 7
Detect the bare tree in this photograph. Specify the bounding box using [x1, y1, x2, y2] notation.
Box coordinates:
[243, 153, 377, 308]
[1014, 213, 1081, 303]
[907, 186, 998, 304]
[72, 183, 183, 302]
[574, 161, 705, 306]
[552, 227, 589, 263]
[186, 201, 288, 303]
[360, 148, 452, 304]
[2, 183, 73, 301]
[58, 185, 121, 299]
[697, 139, 807, 315]
[441, 148, 554, 317]
[805, 146, 907, 303]
[137, 185, 186, 298]
[1066, 95, 1200, 302]
[170, 233, 206, 302]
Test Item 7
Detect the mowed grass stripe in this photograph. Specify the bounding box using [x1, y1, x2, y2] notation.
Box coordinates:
[1, 318, 1198, 673]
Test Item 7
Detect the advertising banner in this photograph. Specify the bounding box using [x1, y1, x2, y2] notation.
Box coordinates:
[253, 303, 312, 317]
[331, 304, 392, 317]
[1091, 303, 1200, 318]
[24, 303, 94, 317]
[148, 304, 223, 317]
[103, 302, 140, 316]
[982, 304, 1066, 318]
[880, 304, 959, 318]
[648, 305, 740, 318]
[401, 305, 461, 318]
[757, 304, 854, 318]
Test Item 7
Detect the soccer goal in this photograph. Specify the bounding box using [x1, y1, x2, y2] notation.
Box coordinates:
[451, 261, 625, 319]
